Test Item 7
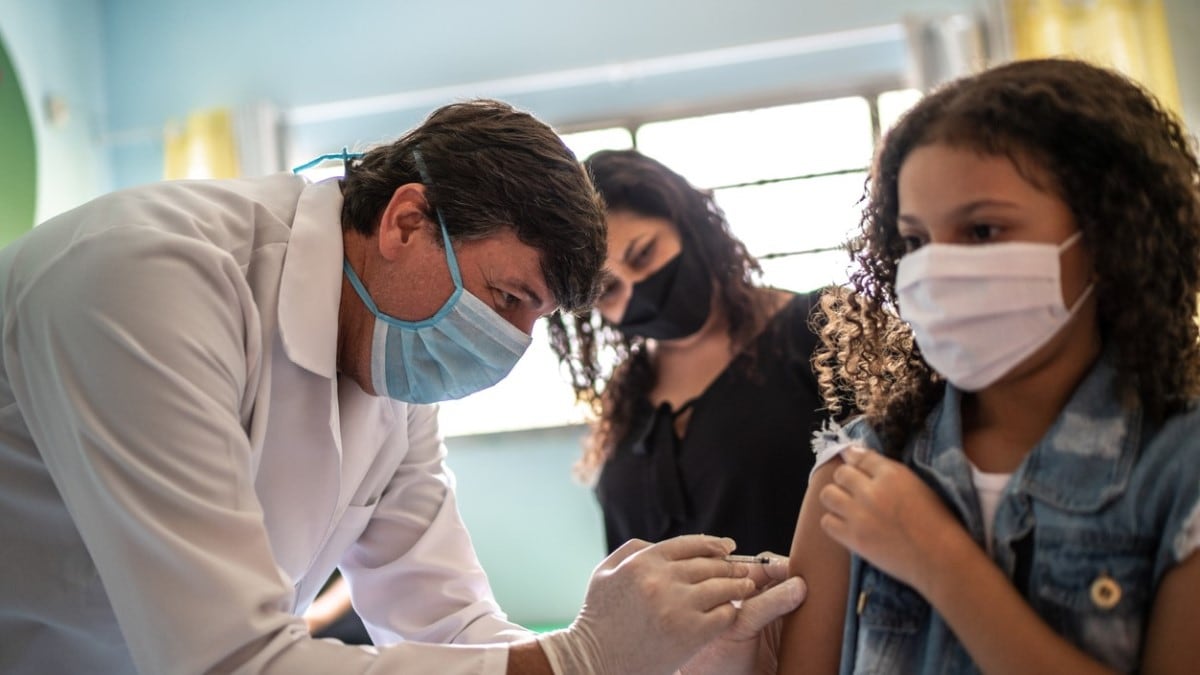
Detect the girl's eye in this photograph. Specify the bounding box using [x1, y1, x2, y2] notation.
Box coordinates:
[900, 235, 925, 253]
[967, 223, 1001, 242]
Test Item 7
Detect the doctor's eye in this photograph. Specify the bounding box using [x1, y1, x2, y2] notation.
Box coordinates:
[492, 288, 520, 311]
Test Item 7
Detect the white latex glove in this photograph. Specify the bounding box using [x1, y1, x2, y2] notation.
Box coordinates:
[537, 535, 757, 675]
[680, 553, 807, 675]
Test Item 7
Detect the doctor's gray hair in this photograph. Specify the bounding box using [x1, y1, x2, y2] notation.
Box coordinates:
[339, 99, 606, 313]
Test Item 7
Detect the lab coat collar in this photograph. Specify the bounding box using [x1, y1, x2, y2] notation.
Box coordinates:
[278, 178, 344, 379]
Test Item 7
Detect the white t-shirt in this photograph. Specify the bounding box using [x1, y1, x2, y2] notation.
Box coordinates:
[968, 463, 1012, 555]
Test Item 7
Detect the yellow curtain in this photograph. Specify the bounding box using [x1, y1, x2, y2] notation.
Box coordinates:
[1006, 0, 1182, 116]
[163, 108, 241, 180]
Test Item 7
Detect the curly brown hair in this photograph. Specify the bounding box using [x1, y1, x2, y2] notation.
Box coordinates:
[546, 149, 772, 481]
[818, 58, 1200, 457]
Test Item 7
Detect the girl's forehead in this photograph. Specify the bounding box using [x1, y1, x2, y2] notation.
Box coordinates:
[898, 144, 1061, 200]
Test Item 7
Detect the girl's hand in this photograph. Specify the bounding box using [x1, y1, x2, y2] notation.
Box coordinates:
[818, 446, 973, 594]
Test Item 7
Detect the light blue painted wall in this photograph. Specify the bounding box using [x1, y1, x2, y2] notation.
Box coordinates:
[0, 0, 110, 222]
[3, 1, 1198, 219]
[447, 425, 603, 628]
[95, 0, 1200, 190]
[99, 0, 987, 188]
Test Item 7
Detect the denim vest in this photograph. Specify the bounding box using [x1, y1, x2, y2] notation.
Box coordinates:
[836, 354, 1200, 674]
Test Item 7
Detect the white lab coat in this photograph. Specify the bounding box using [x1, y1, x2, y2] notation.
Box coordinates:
[0, 175, 528, 674]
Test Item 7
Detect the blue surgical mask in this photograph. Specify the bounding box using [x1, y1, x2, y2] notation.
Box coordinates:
[341, 150, 533, 403]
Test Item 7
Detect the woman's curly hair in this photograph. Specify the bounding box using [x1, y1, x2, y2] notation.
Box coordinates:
[546, 149, 770, 482]
[817, 57, 1200, 457]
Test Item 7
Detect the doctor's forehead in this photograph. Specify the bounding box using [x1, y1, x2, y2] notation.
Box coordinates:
[478, 222, 604, 315]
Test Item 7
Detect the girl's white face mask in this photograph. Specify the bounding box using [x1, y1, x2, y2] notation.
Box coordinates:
[895, 231, 1093, 391]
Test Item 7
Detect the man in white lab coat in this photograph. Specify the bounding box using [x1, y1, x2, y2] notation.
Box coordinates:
[0, 99, 803, 674]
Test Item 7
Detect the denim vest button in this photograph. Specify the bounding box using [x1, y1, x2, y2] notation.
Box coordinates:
[1089, 573, 1121, 610]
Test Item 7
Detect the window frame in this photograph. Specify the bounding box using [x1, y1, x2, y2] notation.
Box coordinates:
[440, 84, 921, 437]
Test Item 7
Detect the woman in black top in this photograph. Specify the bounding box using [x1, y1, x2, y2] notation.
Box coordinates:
[548, 149, 836, 556]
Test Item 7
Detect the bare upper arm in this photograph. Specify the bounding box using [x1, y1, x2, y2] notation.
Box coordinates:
[777, 459, 850, 675]
[1140, 549, 1200, 673]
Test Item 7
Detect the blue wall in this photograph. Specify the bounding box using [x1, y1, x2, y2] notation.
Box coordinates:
[448, 424, 603, 628]
[0, 0, 109, 222]
[97, 0, 982, 188]
[3, 1, 1199, 218]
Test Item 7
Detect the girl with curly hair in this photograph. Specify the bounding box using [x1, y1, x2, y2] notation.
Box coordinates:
[547, 149, 836, 558]
[777, 58, 1200, 674]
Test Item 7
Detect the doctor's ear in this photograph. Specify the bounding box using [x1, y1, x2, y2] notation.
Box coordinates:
[377, 183, 431, 259]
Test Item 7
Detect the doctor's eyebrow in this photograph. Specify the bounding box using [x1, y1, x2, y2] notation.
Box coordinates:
[515, 281, 546, 312]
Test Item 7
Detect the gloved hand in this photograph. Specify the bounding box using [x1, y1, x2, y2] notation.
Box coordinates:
[537, 535, 757, 675]
[679, 553, 807, 675]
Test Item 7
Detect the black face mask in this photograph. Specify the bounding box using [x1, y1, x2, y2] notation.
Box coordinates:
[616, 243, 714, 340]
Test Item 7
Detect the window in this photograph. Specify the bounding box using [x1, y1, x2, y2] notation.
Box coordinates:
[630, 98, 873, 293]
[436, 90, 924, 436]
[561, 127, 633, 160]
[637, 98, 873, 185]
[878, 89, 923, 134]
[437, 327, 588, 438]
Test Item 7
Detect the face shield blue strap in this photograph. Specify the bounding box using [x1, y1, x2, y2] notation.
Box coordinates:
[291, 147, 363, 174]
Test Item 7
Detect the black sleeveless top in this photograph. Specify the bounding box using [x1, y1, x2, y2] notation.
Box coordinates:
[594, 289, 829, 555]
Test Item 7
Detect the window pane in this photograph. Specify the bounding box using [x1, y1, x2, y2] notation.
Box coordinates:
[715, 171, 864, 291]
[560, 127, 633, 161]
[878, 89, 923, 135]
[437, 318, 586, 437]
[636, 98, 873, 188]
[439, 94, 881, 433]
[760, 249, 852, 293]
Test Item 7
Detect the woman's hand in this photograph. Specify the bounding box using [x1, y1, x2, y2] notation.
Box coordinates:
[817, 446, 972, 595]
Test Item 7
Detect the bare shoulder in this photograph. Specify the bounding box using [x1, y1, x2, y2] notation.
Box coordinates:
[788, 460, 845, 576]
[778, 458, 849, 675]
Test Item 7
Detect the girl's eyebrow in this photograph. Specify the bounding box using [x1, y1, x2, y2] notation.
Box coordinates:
[899, 199, 1023, 227]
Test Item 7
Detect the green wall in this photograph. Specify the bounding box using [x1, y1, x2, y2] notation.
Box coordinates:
[0, 33, 35, 242]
